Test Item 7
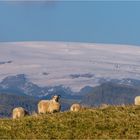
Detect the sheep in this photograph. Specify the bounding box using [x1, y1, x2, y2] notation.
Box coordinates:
[134, 96, 140, 105]
[12, 107, 29, 119]
[99, 103, 109, 109]
[70, 103, 82, 112]
[38, 95, 61, 114]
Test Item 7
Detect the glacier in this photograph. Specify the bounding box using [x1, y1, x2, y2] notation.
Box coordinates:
[0, 41, 140, 91]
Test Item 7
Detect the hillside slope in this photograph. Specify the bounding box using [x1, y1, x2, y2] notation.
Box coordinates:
[1, 105, 140, 139]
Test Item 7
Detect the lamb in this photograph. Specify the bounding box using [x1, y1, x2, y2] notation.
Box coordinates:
[38, 95, 61, 114]
[134, 96, 140, 105]
[12, 107, 29, 119]
[70, 103, 82, 112]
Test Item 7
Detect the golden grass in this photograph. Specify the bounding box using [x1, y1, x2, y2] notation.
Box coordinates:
[0, 105, 140, 139]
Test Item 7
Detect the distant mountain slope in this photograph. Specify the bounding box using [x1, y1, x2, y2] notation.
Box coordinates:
[0, 74, 46, 97]
[2, 74, 140, 108]
[0, 93, 38, 117]
[0, 74, 79, 98]
[81, 82, 140, 106]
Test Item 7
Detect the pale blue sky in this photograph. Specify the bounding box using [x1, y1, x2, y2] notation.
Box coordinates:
[0, 1, 140, 45]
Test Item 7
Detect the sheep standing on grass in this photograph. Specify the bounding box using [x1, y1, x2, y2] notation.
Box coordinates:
[70, 103, 82, 112]
[12, 107, 29, 119]
[134, 96, 140, 105]
[38, 95, 61, 114]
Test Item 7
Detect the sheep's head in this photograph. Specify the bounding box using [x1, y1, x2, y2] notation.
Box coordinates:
[52, 95, 61, 102]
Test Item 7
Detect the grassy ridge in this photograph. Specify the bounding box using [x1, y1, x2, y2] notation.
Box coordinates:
[1, 106, 140, 139]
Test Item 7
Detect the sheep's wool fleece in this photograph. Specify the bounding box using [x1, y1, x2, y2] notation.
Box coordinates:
[38, 100, 60, 113]
[12, 107, 26, 119]
[70, 104, 81, 112]
[135, 96, 140, 105]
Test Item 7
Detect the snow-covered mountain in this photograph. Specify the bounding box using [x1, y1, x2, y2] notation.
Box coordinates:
[1, 41, 140, 91]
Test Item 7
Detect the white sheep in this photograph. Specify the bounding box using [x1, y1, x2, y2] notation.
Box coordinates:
[99, 103, 109, 109]
[134, 96, 140, 105]
[70, 103, 82, 112]
[12, 107, 29, 119]
[38, 95, 61, 114]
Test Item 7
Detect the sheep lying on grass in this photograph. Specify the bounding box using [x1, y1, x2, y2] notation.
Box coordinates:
[12, 107, 29, 119]
[70, 103, 82, 112]
[38, 95, 61, 114]
[134, 96, 140, 105]
[99, 104, 109, 109]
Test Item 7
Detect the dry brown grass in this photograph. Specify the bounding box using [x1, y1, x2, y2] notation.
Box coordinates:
[0, 105, 140, 139]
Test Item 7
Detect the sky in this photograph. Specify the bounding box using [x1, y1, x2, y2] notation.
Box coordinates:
[0, 1, 140, 46]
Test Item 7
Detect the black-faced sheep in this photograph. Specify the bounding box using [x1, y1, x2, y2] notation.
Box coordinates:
[12, 107, 29, 119]
[38, 95, 61, 114]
